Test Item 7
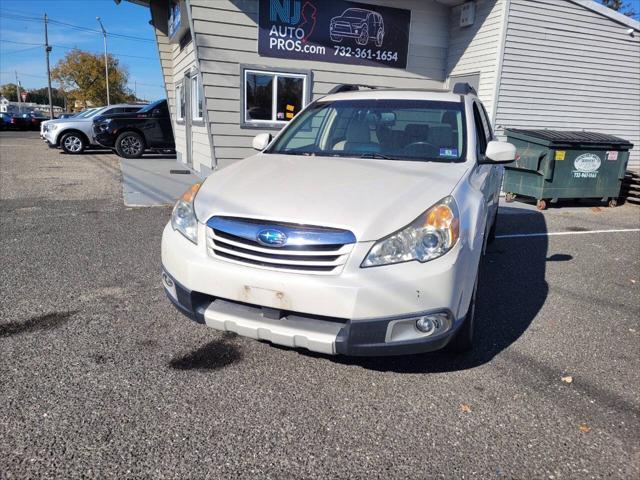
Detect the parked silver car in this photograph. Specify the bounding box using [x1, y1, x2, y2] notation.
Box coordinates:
[41, 104, 144, 154]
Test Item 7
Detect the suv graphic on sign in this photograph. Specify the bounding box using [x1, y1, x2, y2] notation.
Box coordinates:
[330, 8, 384, 47]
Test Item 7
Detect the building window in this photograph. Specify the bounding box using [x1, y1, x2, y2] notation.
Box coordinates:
[242, 68, 309, 128]
[176, 83, 184, 122]
[191, 73, 203, 121]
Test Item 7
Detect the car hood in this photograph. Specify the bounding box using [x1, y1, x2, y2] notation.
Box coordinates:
[194, 154, 469, 241]
[46, 117, 92, 125]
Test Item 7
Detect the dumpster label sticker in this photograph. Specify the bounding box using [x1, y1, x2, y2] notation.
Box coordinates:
[607, 151, 618, 161]
[555, 150, 566, 161]
[573, 153, 601, 178]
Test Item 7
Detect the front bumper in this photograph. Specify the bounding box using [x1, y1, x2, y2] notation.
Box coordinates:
[43, 130, 57, 146]
[94, 130, 115, 148]
[163, 267, 460, 356]
[162, 222, 478, 356]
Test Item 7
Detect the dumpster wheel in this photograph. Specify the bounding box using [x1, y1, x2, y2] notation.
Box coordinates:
[505, 192, 516, 203]
[536, 199, 547, 210]
[608, 198, 618, 208]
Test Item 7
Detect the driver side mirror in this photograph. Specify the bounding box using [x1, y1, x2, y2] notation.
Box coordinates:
[482, 140, 517, 164]
[252, 133, 272, 151]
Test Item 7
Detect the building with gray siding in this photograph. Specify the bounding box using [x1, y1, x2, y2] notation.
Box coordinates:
[126, 0, 639, 174]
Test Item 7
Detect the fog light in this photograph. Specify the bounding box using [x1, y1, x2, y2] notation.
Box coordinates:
[415, 313, 449, 335]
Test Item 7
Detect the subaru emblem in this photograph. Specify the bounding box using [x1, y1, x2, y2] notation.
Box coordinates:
[257, 229, 287, 247]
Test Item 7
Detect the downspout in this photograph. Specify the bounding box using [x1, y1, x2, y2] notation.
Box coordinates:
[491, 0, 510, 128]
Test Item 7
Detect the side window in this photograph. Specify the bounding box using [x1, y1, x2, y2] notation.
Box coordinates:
[191, 74, 203, 121]
[125, 107, 140, 113]
[472, 103, 488, 156]
[176, 83, 184, 121]
[242, 67, 309, 128]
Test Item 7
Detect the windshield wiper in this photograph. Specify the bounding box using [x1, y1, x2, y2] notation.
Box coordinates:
[359, 152, 399, 160]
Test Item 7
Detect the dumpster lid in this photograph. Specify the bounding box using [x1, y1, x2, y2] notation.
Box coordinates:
[506, 129, 633, 148]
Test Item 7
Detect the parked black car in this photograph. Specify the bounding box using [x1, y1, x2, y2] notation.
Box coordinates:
[93, 99, 174, 158]
[26, 112, 50, 131]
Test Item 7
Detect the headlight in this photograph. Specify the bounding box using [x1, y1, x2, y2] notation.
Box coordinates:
[361, 196, 460, 268]
[171, 182, 201, 244]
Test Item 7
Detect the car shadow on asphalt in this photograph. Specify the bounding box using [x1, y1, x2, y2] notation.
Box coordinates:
[169, 332, 242, 370]
[291, 209, 555, 373]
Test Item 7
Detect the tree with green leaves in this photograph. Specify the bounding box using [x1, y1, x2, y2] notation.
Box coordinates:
[0, 83, 19, 102]
[51, 49, 135, 107]
[600, 0, 638, 18]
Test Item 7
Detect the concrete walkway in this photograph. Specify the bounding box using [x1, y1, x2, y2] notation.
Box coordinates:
[120, 156, 202, 206]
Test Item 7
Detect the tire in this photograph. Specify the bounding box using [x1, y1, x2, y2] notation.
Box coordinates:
[536, 199, 547, 210]
[356, 27, 369, 46]
[60, 132, 86, 154]
[115, 131, 145, 159]
[446, 272, 478, 352]
[375, 28, 384, 47]
[330, 34, 343, 43]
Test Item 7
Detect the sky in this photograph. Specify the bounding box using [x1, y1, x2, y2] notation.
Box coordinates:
[0, 0, 164, 102]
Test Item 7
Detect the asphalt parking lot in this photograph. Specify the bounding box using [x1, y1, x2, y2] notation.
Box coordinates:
[1, 131, 639, 479]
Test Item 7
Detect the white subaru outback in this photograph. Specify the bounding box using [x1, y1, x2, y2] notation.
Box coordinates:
[161, 85, 516, 356]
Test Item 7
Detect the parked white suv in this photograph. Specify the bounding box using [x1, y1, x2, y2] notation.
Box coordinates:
[161, 85, 516, 356]
[42, 104, 142, 154]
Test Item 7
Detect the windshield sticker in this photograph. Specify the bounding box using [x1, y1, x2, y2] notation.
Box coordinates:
[439, 147, 458, 157]
[573, 153, 601, 178]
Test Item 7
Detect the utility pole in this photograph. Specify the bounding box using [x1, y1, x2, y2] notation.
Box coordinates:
[96, 17, 110, 105]
[14, 71, 21, 114]
[44, 14, 54, 118]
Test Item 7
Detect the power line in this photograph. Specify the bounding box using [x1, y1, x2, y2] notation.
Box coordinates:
[0, 10, 156, 43]
[0, 39, 158, 60]
[1, 46, 42, 55]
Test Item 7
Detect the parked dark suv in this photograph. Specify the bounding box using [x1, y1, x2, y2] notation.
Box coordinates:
[93, 99, 175, 158]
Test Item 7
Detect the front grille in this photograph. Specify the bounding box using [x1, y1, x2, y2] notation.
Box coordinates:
[206, 216, 356, 275]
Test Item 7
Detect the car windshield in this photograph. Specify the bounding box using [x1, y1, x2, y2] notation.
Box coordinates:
[342, 9, 368, 19]
[267, 99, 466, 163]
[75, 109, 97, 118]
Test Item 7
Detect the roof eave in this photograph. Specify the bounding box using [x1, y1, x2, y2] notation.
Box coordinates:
[570, 0, 640, 31]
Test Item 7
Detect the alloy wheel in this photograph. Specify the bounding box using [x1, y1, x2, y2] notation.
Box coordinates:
[120, 135, 143, 156]
[64, 136, 82, 153]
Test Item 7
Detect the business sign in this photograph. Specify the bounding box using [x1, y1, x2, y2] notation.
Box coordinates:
[258, 0, 411, 69]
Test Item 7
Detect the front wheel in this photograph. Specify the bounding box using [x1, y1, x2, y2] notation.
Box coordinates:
[115, 131, 145, 159]
[60, 133, 86, 154]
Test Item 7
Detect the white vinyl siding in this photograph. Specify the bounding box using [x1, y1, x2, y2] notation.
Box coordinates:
[189, 0, 451, 166]
[446, 0, 506, 120]
[494, 0, 640, 166]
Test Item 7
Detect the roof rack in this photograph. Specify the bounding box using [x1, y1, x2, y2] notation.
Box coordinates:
[328, 84, 379, 94]
[452, 82, 477, 95]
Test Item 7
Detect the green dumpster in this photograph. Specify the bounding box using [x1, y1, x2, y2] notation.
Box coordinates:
[503, 129, 633, 210]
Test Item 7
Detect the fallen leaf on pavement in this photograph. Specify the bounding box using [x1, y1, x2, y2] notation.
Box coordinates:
[561, 375, 573, 384]
[460, 403, 472, 413]
[579, 424, 591, 433]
